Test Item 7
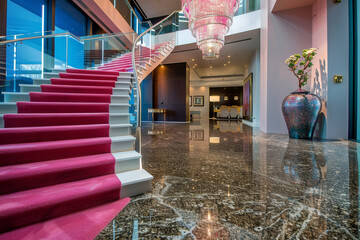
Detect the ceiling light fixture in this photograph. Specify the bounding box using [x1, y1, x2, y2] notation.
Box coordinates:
[182, 0, 240, 60]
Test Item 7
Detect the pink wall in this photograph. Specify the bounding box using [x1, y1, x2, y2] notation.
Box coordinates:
[261, 6, 313, 134]
[311, 0, 328, 138]
[260, 0, 350, 139]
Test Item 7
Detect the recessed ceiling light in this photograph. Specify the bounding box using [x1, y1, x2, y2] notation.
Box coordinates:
[228, 55, 231, 58]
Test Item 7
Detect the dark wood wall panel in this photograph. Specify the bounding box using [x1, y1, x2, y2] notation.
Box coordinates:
[153, 62, 189, 122]
[141, 73, 153, 121]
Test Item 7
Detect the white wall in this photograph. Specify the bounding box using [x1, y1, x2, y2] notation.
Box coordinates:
[190, 86, 210, 119]
[247, 49, 261, 127]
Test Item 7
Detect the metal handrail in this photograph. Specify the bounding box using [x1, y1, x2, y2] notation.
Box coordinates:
[0, 32, 80, 45]
[0, 31, 136, 45]
[131, 10, 180, 127]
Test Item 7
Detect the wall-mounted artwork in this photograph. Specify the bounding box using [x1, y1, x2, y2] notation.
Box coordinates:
[189, 96, 192, 106]
[193, 96, 204, 106]
[243, 73, 253, 121]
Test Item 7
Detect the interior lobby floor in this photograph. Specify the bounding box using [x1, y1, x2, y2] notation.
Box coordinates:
[96, 120, 360, 239]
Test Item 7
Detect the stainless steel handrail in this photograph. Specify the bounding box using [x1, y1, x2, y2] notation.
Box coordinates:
[0, 31, 136, 45]
[131, 10, 180, 127]
[0, 32, 80, 45]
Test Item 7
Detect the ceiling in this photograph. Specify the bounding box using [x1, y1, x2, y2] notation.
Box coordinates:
[135, 0, 182, 19]
[163, 29, 260, 85]
[272, 0, 316, 12]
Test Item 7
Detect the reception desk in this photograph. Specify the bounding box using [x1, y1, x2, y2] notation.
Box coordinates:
[148, 108, 167, 121]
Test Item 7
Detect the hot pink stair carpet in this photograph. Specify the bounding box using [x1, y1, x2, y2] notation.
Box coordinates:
[0, 67, 132, 239]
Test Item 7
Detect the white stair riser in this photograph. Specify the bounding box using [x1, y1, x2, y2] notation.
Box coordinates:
[116, 78, 132, 84]
[115, 157, 141, 173]
[115, 82, 132, 88]
[20, 85, 41, 93]
[51, 69, 65, 73]
[111, 140, 134, 152]
[111, 96, 130, 104]
[109, 105, 129, 114]
[4, 93, 30, 102]
[0, 104, 17, 114]
[109, 115, 129, 124]
[110, 126, 130, 137]
[113, 89, 130, 95]
[44, 73, 59, 78]
[33, 79, 51, 85]
[120, 180, 152, 198]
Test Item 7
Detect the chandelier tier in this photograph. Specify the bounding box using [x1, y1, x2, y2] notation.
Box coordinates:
[182, 0, 240, 60]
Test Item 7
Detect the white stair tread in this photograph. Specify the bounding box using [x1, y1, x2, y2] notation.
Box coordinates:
[19, 84, 40, 87]
[110, 124, 132, 128]
[111, 135, 136, 142]
[2, 92, 28, 95]
[113, 150, 141, 161]
[117, 76, 135, 79]
[0, 102, 16, 106]
[110, 103, 130, 107]
[117, 169, 153, 186]
[110, 113, 131, 116]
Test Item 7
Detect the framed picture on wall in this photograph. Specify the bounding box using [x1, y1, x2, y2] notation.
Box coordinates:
[193, 96, 204, 106]
[243, 73, 253, 121]
[189, 96, 192, 106]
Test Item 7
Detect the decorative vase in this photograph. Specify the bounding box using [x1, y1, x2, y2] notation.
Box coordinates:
[282, 90, 322, 139]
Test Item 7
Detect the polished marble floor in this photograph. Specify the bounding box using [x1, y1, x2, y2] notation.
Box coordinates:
[97, 120, 360, 239]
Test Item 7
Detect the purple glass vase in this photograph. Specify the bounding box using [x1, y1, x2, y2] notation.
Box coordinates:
[281, 89, 322, 139]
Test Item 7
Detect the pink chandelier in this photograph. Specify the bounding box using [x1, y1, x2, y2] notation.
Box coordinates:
[182, 0, 240, 60]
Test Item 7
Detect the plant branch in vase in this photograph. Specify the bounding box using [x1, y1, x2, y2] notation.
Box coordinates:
[285, 48, 318, 91]
[282, 48, 322, 140]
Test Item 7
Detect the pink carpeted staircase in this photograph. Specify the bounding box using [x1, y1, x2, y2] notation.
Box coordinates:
[0, 68, 135, 239]
[0, 41, 174, 239]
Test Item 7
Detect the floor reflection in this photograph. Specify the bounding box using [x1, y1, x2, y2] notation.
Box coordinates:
[96, 119, 360, 240]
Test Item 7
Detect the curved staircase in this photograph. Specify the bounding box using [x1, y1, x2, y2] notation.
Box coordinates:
[0, 68, 148, 239]
[0, 38, 174, 239]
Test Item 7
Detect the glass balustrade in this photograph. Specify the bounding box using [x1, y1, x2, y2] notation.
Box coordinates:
[0, 31, 135, 101]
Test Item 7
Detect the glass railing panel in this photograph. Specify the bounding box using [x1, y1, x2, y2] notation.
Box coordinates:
[0, 31, 135, 102]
